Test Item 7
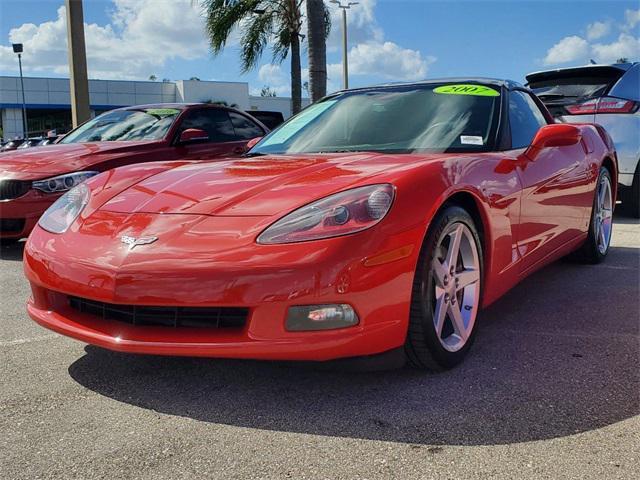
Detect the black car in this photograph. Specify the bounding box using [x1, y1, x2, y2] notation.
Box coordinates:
[247, 110, 285, 130]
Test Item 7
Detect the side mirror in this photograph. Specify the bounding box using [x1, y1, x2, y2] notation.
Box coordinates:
[246, 136, 262, 150]
[178, 128, 209, 144]
[530, 124, 582, 150]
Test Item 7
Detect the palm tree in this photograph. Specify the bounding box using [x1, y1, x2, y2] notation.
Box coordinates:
[201, 0, 304, 114]
[306, 0, 331, 101]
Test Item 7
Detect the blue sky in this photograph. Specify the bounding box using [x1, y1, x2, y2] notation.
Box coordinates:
[0, 0, 638, 96]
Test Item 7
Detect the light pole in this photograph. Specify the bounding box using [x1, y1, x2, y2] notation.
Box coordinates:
[65, 0, 91, 128]
[12, 43, 28, 138]
[331, 1, 358, 90]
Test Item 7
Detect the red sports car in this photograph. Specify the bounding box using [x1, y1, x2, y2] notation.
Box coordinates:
[24, 79, 617, 369]
[0, 103, 267, 240]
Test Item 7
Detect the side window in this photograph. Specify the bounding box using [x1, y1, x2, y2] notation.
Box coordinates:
[228, 112, 265, 140]
[178, 109, 236, 143]
[509, 91, 548, 149]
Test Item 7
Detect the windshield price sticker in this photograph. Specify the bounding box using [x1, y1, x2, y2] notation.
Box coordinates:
[460, 135, 484, 145]
[434, 85, 500, 97]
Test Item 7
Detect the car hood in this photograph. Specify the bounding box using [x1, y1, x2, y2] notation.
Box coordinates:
[100, 152, 441, 217]
[0, 141, 160, 179]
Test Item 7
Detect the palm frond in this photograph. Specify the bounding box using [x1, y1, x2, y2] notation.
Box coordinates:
[322, 2, 332, 38]
[271, 25, 292, 64]
[240, 10, 275, 71]
[203, 0, 262, 54]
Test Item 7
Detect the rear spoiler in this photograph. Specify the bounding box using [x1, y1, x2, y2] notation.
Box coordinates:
[525, 65, 629, 86]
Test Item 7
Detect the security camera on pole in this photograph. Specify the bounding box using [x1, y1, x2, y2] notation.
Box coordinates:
[12, 43, 28, 138]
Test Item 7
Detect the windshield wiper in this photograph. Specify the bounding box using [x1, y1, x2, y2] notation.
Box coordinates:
[243, 152, 267, 157]
[314, 149, 370, 154]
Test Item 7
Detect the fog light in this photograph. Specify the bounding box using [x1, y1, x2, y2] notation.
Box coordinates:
[286, 304, 359, 331]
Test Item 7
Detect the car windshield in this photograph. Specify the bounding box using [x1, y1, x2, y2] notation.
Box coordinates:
[59, 107, 181, 144]
[250, 84, 501, 155]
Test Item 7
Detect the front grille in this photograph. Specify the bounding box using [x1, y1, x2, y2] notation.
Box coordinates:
[0, 218, 25, 233]
[0, 180, 31, 200]
[68, 296, 248, 329]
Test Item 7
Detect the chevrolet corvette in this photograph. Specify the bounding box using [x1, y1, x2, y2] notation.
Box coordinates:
[24, 79, 617, 369]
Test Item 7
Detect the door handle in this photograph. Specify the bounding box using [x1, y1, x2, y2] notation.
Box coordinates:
[233, 146, 246, 154]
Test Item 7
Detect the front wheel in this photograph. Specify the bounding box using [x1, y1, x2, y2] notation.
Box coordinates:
[405, 205, 483, 370]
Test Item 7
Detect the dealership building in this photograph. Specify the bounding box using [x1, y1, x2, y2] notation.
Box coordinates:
[0, 75, 303, 140]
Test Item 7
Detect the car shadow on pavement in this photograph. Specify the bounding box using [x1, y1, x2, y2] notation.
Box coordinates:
[66, 244, 639, 447]
[0, 240, 25, 261]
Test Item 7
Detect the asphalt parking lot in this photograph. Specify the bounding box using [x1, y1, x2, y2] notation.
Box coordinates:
[1, 215, 638, 480]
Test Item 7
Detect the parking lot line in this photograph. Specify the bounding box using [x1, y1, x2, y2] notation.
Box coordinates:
[0, 334, 59, 347]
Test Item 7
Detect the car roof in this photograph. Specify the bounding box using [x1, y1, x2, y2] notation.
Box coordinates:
[118, 103, 208, 111]
[526, 62, 638, 81]
[337, 77, 523, 94]
[95, 103, 269, 132]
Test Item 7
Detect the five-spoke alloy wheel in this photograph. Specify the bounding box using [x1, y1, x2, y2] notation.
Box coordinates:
[431, 222, 481, 352]
[406, 205, 483, 370]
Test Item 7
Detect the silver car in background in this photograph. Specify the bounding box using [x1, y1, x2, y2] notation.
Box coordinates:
[527, 62, 640, 217]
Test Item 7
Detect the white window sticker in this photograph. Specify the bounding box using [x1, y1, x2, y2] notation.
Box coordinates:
[460, 135, 484, 145]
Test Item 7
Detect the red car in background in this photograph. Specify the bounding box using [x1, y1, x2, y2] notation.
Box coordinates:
[24, 79, 617, 369]
[0, 103, 267, 240]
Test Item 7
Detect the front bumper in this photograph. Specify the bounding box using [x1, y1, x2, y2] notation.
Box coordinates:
[0, 189, 61, 239]
[25, 219, 422, 361]
[26, 297, 403, 360]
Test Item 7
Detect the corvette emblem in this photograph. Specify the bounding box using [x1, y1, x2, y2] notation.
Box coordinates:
[120, 235, 158, 250]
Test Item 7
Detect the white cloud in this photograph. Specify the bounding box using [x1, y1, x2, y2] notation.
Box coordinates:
[1, 0, 435, 97]
[325, 0, 383, 51]
[258, 40, 435, 98]
[624, 8, 640, 29]
[592, 33, 640, 63]
[586, 21, 611, 41]
[543, 36, 589, 65]
[339, 41, 435, 81]
[256, 63, 293, 96]
[0, 0, 208, 79]
[321, 0, 435, 86]
[543, 10, 639, 67]
[256, 0, 435, 97]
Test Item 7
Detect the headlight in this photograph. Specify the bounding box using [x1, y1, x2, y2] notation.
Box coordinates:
[32, 171, 98, 193]
[257, 184, 395, 244]
[38, 183, 91, 234]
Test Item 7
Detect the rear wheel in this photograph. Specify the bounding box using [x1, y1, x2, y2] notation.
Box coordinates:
[0, 238, 20, 245]
[405, 205, 483, 370]
[624, 164, 640, 218]
[574, 167, 613, 264]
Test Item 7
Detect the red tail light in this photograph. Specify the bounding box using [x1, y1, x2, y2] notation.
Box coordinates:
[596, 97, 638, 113]
[566, 97, 638, 115]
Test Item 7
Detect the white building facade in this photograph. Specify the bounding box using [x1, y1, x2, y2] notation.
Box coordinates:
[0, 76, 305, 140]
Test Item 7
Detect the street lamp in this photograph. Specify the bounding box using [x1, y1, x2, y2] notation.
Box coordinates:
[330, 1, 358, 89]
[12, 43, 28, 138]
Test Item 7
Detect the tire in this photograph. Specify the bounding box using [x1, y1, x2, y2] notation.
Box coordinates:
[624, 164, 640, 219]
[574, 167, 614, 264]
[405, 205, 483, 371]
[0, 238, 20, 245]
